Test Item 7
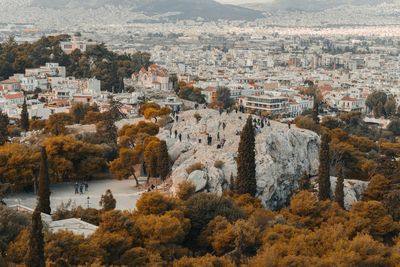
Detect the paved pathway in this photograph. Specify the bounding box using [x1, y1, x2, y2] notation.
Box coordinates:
[4, 179, 144, 212]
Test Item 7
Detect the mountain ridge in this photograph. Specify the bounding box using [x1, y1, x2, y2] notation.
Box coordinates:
[30, 0, 264, 21]
[243, 0, 393, 12]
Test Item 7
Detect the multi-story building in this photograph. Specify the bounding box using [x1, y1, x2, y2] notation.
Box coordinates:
[25, 63, 66, 79]
[338, 96, 366, 112]
[132, 64, 171, 91]
[241, 95, 290, 115]
[60, 33, 97, 55]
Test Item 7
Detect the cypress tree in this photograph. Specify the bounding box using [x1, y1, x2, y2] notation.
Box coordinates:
[318, 133, 331, 201]
[236, 116, 257, 196]
[158, 140, 171, 180]
[0, 111, 9, 145]
[229, 173, 235, 192]
[335, 175, 345, 209]
[298, 171, 311, 191]
[26, 207, 45, 267]
[21, 98, 30, 131]
[37, 147, 51, 215]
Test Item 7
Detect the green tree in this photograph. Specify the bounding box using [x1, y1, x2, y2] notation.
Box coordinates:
[236, 116, 257, 196]
[45, 112, 74, 135]
[26, 207, 45, 267]
[334, 175, 345, 209]
[37, 147, 51, 215]
[98, 96, 126, 145]
[20, 98, 30, 131]
[318, 133, 331, 201]
[298, 172, 311, 191]
[99, 189, 117, 211]
[216, 87, 234, 109]
[366, 91, 387, 118]
[363, 174, 390, 202]
[158, 140, 171, 180]
[388, 119, 400, 136]
[384, 96, 397, 118]
[0, 111, 9, 145]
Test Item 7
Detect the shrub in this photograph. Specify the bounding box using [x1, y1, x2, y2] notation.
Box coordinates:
[177, 180, 196, 200]
[186, 162, 204, 174]
[194, 113, 202, 123]
[214, 160, 224, 169]
[30, 120, 46, 131]
[294, 116, 320, 133]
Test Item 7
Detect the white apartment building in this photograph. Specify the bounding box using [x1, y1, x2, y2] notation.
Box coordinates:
[25, 63, 66, 78]
[241, 95, 290, 115]
[338, 96, 366, 112]
[60, 33, 96, 55]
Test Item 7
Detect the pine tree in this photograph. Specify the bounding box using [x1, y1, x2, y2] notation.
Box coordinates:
[99, 95, 126, 145]
[158, 140, 171, 180]
[26, 207, 45, 267]
[318, 133, 331, 201]
[235, 116, 257, 196]
[335, 175, 345, 209]
[0, 111, 9, 145]
[37, 147, 51, 215]
[20, 98, 30, 131]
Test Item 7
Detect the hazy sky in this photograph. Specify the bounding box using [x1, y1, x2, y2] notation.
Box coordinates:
[217, 0, 274, 4]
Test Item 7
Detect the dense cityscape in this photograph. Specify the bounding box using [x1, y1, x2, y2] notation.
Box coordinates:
[1, 0, 400, 266]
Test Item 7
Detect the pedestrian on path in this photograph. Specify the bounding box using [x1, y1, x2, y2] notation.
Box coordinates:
[74, 182, 79, 194]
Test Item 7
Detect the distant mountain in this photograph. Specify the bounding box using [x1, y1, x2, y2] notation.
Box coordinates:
[30, 0, 264, 21]
[244, 0, 393, 12]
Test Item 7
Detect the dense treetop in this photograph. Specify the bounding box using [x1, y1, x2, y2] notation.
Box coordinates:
[0, 35, 151, 91]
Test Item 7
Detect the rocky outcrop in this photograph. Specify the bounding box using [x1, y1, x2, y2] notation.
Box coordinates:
[329, 177, 369, 210]
[158, 109, 320, 210]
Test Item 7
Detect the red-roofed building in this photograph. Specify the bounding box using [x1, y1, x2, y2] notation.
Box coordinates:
[338, 96, 366, 112]
[0, 79, 21, 92]
[3, 92, 24, 105]
[133, 64, 171, 91]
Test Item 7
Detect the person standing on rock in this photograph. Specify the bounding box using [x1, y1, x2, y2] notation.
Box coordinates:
[178, 133, 182, 142]
[174, 130, 178, 138]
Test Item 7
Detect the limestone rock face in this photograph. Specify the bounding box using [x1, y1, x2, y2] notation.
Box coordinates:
[158, 109, 321, 210]
[187, 170, 207, 192]
[329, 177, 369, 210]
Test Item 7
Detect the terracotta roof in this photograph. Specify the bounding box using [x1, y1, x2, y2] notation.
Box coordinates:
[0, 79, 19, 84]
[74, 95, 93, 99]
[4, 93, 24, 100]
[341, 96, 357, 101]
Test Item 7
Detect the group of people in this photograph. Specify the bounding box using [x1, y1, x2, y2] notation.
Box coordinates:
[74, 182, 89, 194]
